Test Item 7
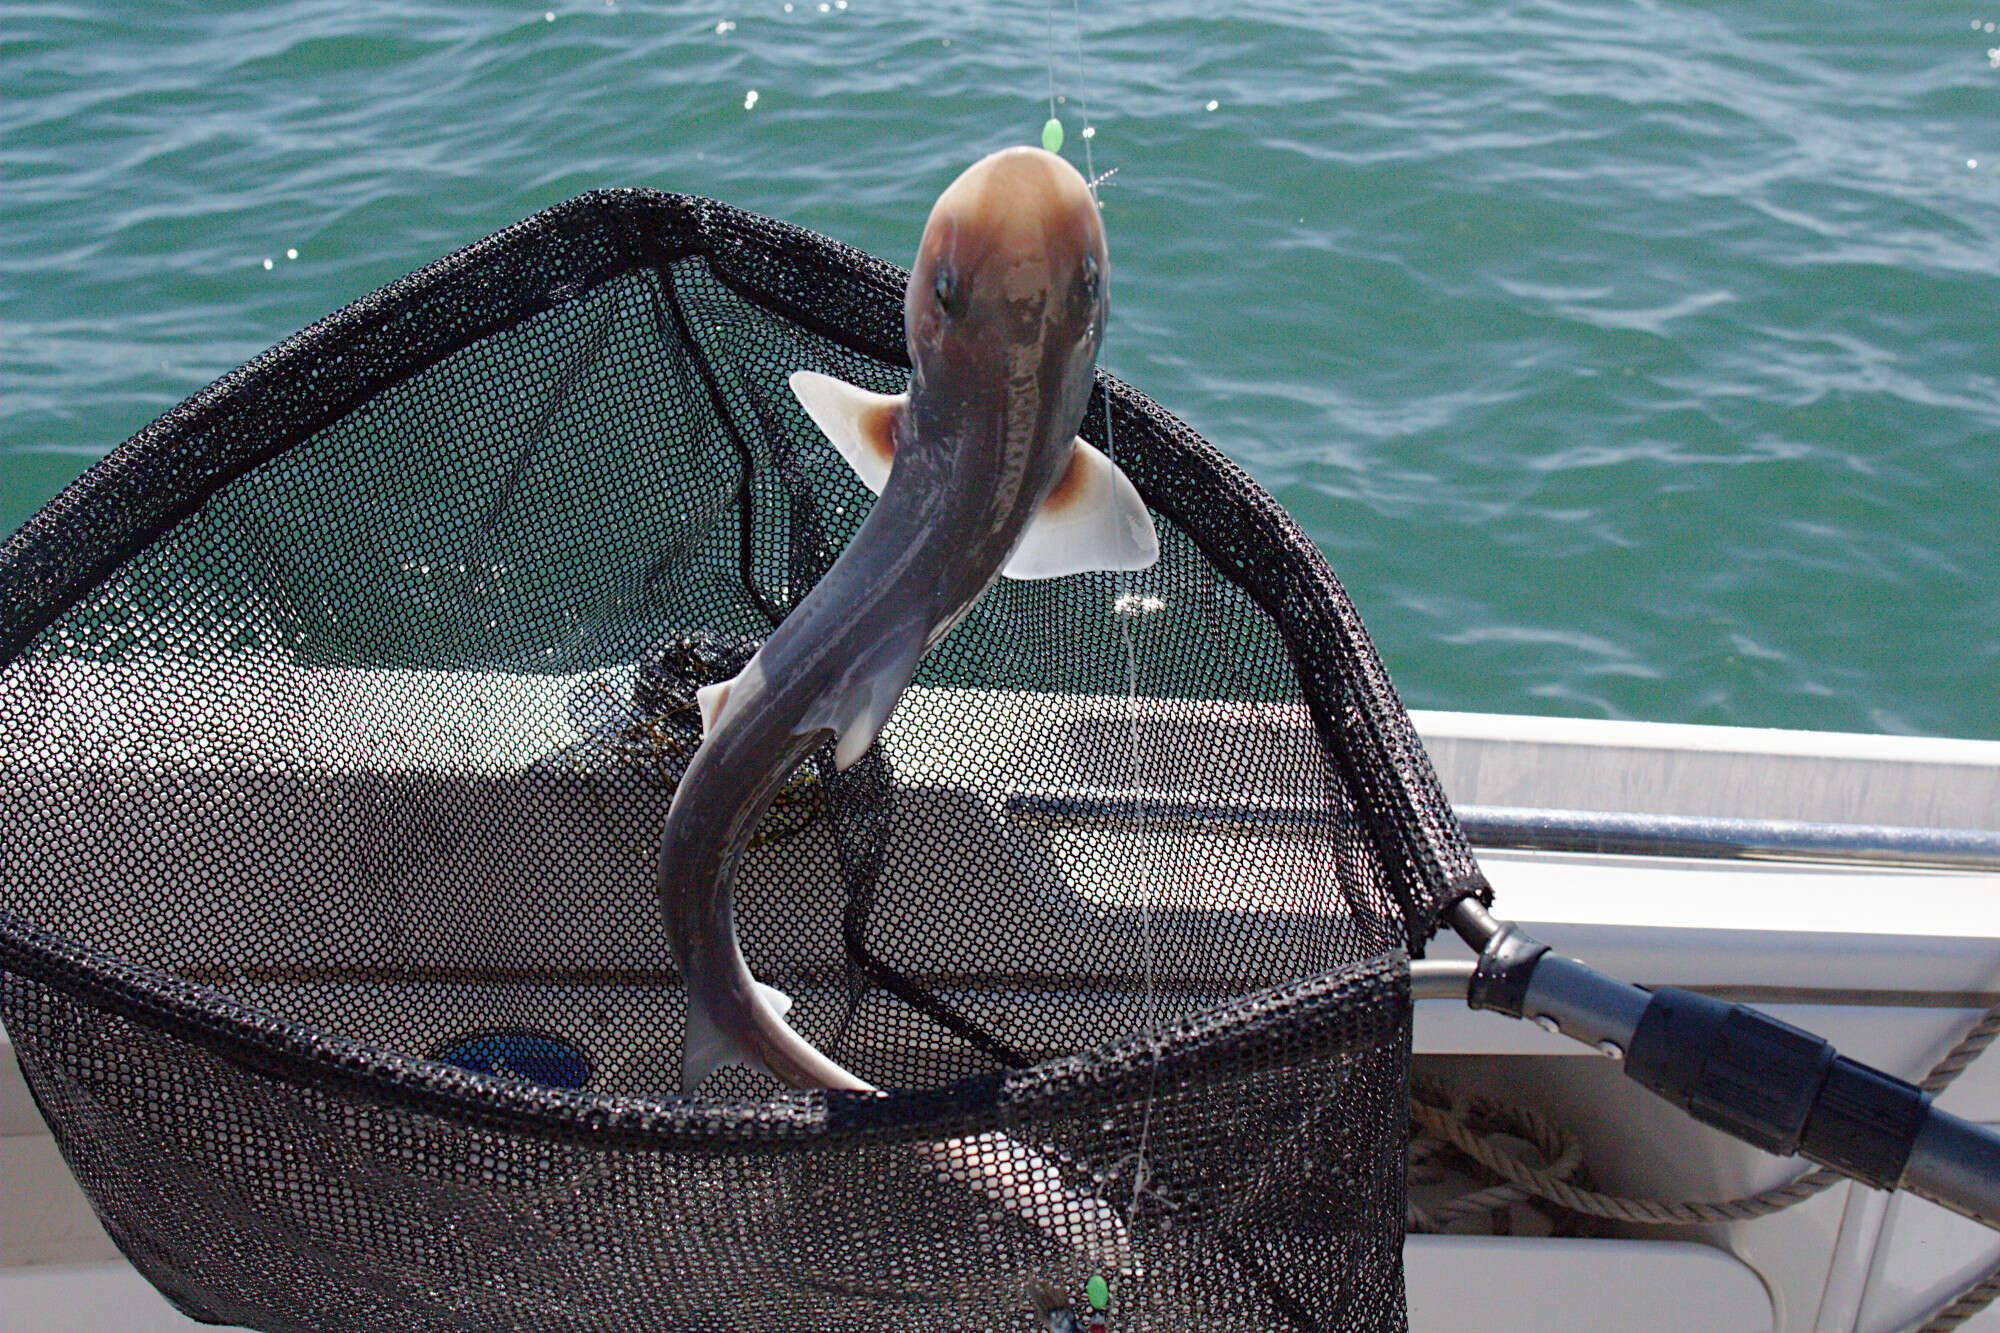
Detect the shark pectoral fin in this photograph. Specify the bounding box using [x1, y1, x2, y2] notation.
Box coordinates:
[1002, 437, 1161, 580]
[696, 678, 733, 737]
[788, 369, 903, 495]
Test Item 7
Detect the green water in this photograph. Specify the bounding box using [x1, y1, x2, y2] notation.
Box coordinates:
[4, 1, 1996, 738]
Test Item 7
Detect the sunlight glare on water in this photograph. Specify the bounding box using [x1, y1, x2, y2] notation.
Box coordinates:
[2, 0, 1995, 738]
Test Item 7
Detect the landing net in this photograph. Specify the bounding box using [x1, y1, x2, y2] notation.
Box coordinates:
[0, 190, 1485, 1332]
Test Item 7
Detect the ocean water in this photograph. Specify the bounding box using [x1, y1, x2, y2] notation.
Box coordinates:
[4, 0, 1995, 738]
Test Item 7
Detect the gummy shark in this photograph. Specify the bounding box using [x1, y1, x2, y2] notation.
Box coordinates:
[655, 145, 1155, 1268]
[658, 144, 1155, 1094]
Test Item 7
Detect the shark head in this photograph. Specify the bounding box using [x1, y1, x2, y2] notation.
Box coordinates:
[787, 145, 1151, 588]
[905, 146, 1108, 406]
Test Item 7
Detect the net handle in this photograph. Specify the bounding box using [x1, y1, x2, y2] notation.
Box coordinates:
[1416, 900, 2000, 1234]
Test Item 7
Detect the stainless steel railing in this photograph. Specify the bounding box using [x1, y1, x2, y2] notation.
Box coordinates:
[1006, 786, 2000, 871]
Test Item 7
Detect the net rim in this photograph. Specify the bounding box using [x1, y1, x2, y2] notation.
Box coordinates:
[0, 908, 1408, 1148]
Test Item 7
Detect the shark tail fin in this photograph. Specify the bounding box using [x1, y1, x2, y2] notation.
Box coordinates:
[681, 979, 793, 1091]
[1003, 436, 1160, 579]
[788, 369, 902, 495]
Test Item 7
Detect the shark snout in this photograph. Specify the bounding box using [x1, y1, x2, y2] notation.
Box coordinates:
[919, 146, 1105, 305]
[939, 145, 1096, 222]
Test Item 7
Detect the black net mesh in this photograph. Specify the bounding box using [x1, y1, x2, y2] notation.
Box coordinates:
[0, 190, 1486, 1332]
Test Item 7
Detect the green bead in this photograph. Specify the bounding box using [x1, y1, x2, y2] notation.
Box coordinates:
[1085, 1274, 1109, 1310]
[1042, 117, 1064, 154]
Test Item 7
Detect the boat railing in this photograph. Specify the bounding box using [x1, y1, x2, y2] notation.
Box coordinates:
[1005, 787, 2000, 871]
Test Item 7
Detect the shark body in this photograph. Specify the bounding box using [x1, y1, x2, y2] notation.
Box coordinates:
[654, 146, 1156, 1270]
[657, 145, 1155, 1094]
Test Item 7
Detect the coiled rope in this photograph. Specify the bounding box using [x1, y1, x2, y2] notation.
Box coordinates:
[1407, 997, 2000, 1329]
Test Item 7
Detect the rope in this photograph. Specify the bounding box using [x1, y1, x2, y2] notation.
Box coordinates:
[1920, 1005, 2000, 1095]
[1406, 1088, 1585, 1233]
[1913, 1259, 2000, 1332]
[1409, 995, 2000, 1239]
[1896, 1004, 2000, 1331]
[1905, 1003, 2000, 1333]
[1409, 1086, 1839, 1226]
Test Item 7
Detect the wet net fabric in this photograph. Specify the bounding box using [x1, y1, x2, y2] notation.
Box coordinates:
[0, 190, 1485, 1332]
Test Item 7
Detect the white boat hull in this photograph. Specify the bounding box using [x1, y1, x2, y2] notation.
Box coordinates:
[5, 705, 1997, 1332]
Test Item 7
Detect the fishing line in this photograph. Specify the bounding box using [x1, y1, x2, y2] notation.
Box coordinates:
[1044, 0, 1058, 126]
[1070, 0, 1098, 196]
[1032, 0, 1162, 1268]
[1120, 574, 1163, 1236]
[1046, 0, 1139, 1021]
[1048, 0, 1163, 1239]
[1064, 6, 1138, 1040]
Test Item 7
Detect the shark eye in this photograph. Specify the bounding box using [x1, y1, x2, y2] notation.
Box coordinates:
[1079, 252, 1101, 304]
[933, 269, 956, 313]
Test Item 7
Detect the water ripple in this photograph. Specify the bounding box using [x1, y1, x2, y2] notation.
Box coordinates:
[3, 0, 1994, 737]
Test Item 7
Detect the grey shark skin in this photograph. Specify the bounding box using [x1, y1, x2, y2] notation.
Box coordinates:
[658, 145, 1154, 1095]
[654, 147, 1154, 1269]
